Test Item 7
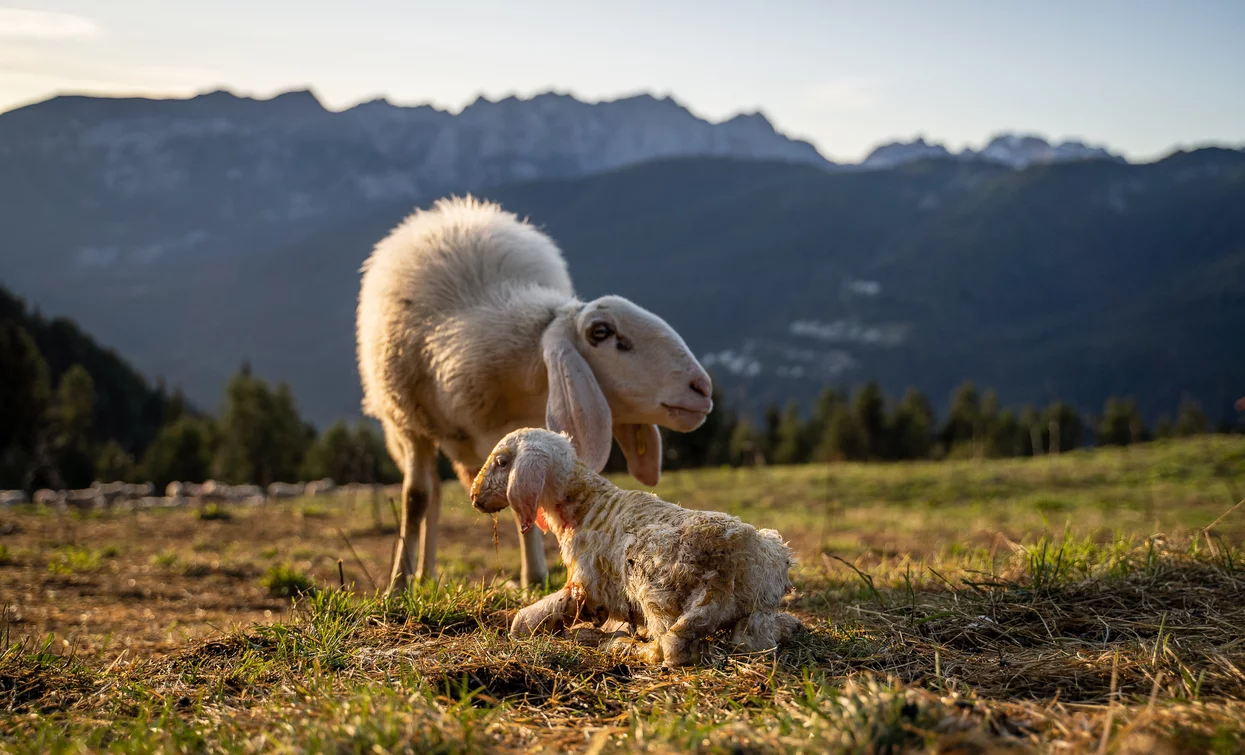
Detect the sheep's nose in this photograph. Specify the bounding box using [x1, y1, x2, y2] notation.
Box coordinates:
[689, 374, 711, 399]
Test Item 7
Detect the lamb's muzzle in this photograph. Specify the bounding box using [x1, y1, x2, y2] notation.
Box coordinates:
[472, 427, 807, 666]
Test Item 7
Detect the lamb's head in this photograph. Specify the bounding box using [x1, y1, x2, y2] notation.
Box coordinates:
[542, 296, 712, 487]
[470, 428, 576, 533]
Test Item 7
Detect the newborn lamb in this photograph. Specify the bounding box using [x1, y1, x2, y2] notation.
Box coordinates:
[470, 427, 805, 666]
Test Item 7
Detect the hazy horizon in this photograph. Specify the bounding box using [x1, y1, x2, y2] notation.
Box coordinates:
[2, 1, 1243, 162]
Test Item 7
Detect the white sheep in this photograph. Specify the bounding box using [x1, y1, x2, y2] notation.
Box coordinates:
[0, 490, 29, 506]
[469, 427, 805, 667]
[66, 488, 104, 510]
[355, 195, 714, 593]
[267, 481, 305, 499]
[34, 488, 64, 506]
[231, 483, 264, 501]
[198, 480, 231, 503]
[304, 479, 336, 497]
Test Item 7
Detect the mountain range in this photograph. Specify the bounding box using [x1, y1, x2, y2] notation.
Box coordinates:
[2, 88, 1243, 427]
[860, 134, 1126, 170]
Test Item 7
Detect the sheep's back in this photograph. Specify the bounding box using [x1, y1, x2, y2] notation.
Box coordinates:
[358, 196, 572, 321]
[355, 195, 573, 426]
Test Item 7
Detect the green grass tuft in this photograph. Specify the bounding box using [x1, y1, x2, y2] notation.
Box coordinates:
[150, 549, 181, 569]
[261, 563, 315, 598]
[196, 503, 232, 521]
[46, 546, 102, 575]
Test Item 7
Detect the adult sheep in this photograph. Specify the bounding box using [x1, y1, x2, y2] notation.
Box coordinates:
[356, 195, 713, 594]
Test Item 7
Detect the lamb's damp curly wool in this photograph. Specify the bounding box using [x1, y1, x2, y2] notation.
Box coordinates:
[471, 427, 805, 666]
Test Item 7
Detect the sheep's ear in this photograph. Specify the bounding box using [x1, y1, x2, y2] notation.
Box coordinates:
[541, 323, 613, 472]
[506, 449, 549, 533]
[613, 423, 662, 487]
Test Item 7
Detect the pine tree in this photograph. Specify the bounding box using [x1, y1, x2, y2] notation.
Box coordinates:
[773, 400, 808, 465]
[142, 417, 214, 489]
[213, 366, 313, 485]
[1097, 397, 1146, 446]
[889, 388, 934, 460]
[728, 418, 761, 466]
[1019, 406, 1043, 456]
[988, 408, 1022, 457]
[300, 421, 400, 484]
[759, 404, 782, 464]
[942, 380, 981, 453]
[1042, 401, 1084, 452]
[94, 440, 138, 482]
[979, 390, 1001, 457]
[1174, 396, 1209, 436]
[803, 387, 844, 462]
[51, 364, 97, 487]
[0, 322, 51, 488]
[1153, 414, 1174, 439]
[817, 404, 864, 461]
[853, 381, 888, 460]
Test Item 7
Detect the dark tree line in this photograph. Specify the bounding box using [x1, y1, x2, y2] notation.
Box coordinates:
[629, 378, 1240, 472]
[0, 349, 402, 491]
[4, 285, 1241, 492]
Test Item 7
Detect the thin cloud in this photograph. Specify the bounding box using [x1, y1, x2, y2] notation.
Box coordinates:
[0, 7, 102, 39]
[805, 77, 880, 112]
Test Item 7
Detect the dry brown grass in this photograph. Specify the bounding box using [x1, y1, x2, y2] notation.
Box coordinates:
[1, 437, 1244, 752]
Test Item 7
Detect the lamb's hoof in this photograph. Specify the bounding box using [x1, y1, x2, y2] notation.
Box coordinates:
[598, 617, 635, 636]
[657, 633, 703, 667]
[776, 612, 809, 642]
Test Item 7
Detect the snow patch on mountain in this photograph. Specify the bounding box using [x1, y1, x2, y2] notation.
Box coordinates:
[862, 132, 1125, 171]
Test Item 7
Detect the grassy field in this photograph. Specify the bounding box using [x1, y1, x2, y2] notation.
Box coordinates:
[2, 436, 1244, 753]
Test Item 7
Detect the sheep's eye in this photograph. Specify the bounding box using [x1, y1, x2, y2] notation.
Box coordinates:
[495, 456, 509, 468]
[587, 322, 613, 346]
[616, 335, 634, 352]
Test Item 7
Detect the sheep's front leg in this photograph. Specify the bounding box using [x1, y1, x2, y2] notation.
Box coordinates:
[515, 512, 548, 588]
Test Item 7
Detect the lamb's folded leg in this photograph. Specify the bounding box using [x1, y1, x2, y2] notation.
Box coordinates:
[730, 610, 807, 651]
[653, 631, 701, 667]
[509, 589, 579, 637]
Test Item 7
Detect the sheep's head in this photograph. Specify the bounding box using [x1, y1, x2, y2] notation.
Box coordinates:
[542, 296, 712, 487]
[470, 428, 576, 533]
[575, 296, 712, 430]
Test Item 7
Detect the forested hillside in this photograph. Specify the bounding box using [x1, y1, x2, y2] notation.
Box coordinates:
[211, 149, 1245, 426]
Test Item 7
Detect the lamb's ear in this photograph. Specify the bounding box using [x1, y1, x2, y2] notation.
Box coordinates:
[613, 423, 662, 487]
[541, 321, 613, 472]
[506, 449, 549, 533]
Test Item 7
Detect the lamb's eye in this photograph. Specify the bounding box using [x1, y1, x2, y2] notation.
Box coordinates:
[496, 456, 509, 468]
[588, 322, 613, 345]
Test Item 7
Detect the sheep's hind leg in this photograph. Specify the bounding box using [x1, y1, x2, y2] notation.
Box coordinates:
[386, 436, 439, 595]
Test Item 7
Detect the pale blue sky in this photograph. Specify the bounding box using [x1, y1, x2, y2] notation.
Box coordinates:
[1, 0, 1242, 162]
